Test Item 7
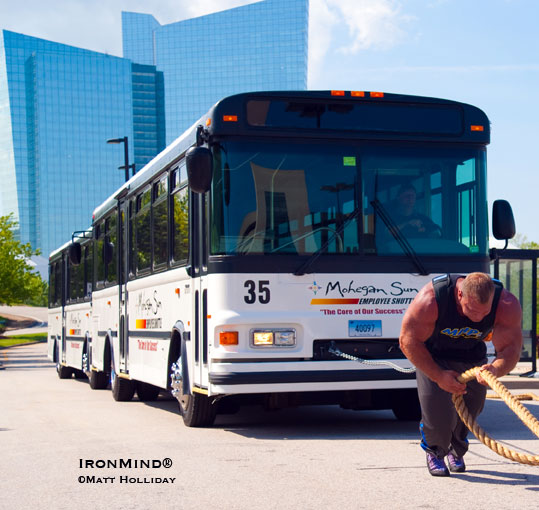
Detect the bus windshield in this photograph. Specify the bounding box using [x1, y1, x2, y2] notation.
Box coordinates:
[210, 140, 488, 257]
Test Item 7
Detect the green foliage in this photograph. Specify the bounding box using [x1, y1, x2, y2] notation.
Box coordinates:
[0, 333, 47, 347]
[513, 235, 539, 350]
[0, 214, 48, 306]
[513, 233, 539, 249]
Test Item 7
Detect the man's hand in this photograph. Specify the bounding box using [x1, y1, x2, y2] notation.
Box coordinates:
[476, 363, 500, 386]
[436, 370, 467, 395]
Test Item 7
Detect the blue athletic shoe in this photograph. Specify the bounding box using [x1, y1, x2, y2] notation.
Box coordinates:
[426, 453, 449, 477]
[447, 452, 466, 473]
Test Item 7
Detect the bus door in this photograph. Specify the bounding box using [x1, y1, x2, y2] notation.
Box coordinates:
[191, 192, 209, 390]
[118, 199, 129, 372]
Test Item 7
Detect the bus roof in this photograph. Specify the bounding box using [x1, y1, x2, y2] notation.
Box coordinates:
[49, 228, 93, 260]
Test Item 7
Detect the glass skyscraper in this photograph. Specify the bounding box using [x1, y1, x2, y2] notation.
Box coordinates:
[123, 0, 309, 142]
[0, 31, 165, 257]
[0, 0, 308, 260]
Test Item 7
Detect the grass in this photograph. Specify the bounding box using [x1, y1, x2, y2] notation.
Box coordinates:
[0, 333, 47, 348]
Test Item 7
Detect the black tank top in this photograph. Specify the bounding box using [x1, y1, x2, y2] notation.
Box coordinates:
[425, 274, 503, 362]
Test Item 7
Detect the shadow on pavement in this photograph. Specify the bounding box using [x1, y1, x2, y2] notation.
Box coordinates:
[455, 468, 539, 489]
[0, 346, 54, 370]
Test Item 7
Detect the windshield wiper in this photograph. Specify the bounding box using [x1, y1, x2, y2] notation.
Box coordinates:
[371, 199, 428, 275]
[294, 207, 362, 276]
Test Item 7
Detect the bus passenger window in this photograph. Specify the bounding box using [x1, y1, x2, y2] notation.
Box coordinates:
[135, 189, 152, 274]
[172, 186, 189, 264]
[95, 223, 105, 289]
[84, 245, 93, 297]
[153, 177, 168, 269]
[105, 214, 117, 285]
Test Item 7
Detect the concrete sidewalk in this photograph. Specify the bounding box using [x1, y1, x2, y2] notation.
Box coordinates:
[498, 361, 539, 390]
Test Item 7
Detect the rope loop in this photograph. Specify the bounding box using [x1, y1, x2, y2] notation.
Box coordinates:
[452, 368, 539, 465]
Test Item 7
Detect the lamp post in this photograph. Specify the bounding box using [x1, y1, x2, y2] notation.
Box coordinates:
[107, 136, 136, 182]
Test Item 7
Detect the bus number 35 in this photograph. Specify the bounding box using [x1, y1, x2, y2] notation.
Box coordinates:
[244, 280, 271, 304]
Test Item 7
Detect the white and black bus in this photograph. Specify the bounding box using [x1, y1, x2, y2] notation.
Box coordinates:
[48, 90, 515, 426]
[48, 230, 94, 380]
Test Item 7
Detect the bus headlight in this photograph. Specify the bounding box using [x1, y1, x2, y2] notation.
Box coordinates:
[251, 329, 296, 347]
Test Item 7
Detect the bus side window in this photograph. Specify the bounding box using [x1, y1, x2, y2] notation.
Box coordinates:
[49, 261, 61, 307]
[84, 244, 93, 298]
[152, 175, 168, 270]
[171, 166, 189, 265]
[105, 213, 117, 286]
[68, 247, 83, 302]
[135, 188, 152, 274]
[129, 200, 136, 279]
[95, 222, 105, 289]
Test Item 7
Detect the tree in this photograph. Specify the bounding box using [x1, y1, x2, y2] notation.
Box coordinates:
[513, 233, 539, 249]
[0, 214, 48, 306]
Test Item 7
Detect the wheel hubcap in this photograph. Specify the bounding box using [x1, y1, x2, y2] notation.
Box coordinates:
[171, 359, 190, 410]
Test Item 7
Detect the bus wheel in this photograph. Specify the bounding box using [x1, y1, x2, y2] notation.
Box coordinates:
[391, 389, 421, 421]
[56, 344, 73, 379]
[170, 357, 216, 427]
[89, 369, 109, 390]
[111, 369, 135, 402]
[136, 381, 161, 401]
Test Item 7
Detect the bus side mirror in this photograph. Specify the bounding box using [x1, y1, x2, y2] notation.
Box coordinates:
[492, 199, 516, 240]
[68, 243, 82, 266]
[186, 146, 213, 193]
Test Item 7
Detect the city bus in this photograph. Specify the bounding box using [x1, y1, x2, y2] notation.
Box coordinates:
[49, 90, 515, 426]
[48, 230, 94, 380]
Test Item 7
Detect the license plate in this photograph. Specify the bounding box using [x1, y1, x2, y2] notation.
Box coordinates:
[348, 320, 382, 337]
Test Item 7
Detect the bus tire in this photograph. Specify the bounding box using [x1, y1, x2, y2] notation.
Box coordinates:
[111, 370, 135, 402]
[57, 364, 73, 379]
[89, 369, 109, 390]
[136, 381, 161, 401]
[178, 392, 217, 427]
[73, 369, 87, 379]
[170, 350, 216, 427]
[391, 389, 421, 421]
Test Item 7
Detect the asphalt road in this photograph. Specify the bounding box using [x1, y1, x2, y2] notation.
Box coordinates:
[1, 342, 538, 510]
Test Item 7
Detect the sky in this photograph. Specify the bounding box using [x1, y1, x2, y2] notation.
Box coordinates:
[1, 0, 538, 242]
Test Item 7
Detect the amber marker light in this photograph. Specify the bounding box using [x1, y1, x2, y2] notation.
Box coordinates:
[471, 125, 484, 132]
[351, 91, 365, 97]
[370, 91, 384, 98]
[223, 115, 238, 122]
[205, 118, 212, 126]
[331, 90, 345, 96]
[220, 331, 239, 345]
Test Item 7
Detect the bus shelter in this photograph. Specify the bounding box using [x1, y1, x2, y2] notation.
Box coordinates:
[491, 249, 538, 376]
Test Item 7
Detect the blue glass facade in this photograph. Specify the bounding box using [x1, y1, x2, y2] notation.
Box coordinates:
[0, 31, 165, 256]
[1, 0, 307, 257]
[123, 0, 309, 141]
[132, 63, 166, 168]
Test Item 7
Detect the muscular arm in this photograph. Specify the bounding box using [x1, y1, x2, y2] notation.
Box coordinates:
[399, 283, 467, 395]
[478, 289, 523, 383]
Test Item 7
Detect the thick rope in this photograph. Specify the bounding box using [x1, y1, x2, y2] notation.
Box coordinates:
[452, 368, 539, 465]
[487, 393, 539, 401]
